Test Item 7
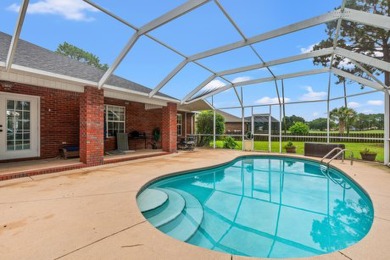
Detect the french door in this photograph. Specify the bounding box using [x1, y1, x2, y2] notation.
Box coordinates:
[0, 93, 39, 160]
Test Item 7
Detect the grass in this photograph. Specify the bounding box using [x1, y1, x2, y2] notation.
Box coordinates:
[211, 140, 384, 162]
[308, 130, 384, 134]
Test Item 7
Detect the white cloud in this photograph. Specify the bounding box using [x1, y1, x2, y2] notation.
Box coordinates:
[348, 101, 360, 108]
[367, 100, 383, 106]
[300, 43, 317, 54]
[299, 86, 327, 101]
[362, 109, 374, 113]
[312, 112, 319, 117]
[255, 96, 291, 105]
[362, 50, 383, 59]
[202, 77, 251, 93]
[336, 56, 355, 70]
[203, 79, 226, 92]
[6, 4, 19, 12]
[8, 0, 97, 21]
[232, 76, 251, 83]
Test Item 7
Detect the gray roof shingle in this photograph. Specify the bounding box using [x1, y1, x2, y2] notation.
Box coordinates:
[0, 32, 175, 100]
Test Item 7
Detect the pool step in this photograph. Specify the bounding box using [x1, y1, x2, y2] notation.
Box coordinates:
[158, 188, 204, 241]
[138, 187, 204, 242]
[137, 188, 168, 213]
[142, 188, 185, 227]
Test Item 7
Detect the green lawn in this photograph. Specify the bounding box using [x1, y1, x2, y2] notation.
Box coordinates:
[211, 140, 384, 162]
[308, 130, 384, 134]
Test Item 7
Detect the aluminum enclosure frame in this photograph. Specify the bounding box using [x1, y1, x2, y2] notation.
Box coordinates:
[3, 0, 390, 164]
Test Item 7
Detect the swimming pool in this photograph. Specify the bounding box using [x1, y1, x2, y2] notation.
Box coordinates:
[137, 155, 374, 258]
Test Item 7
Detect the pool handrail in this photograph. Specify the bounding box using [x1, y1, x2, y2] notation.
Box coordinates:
[320, 147, 354, 166]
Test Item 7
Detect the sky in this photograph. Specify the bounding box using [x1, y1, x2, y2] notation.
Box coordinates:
[0, 0, 386, 121]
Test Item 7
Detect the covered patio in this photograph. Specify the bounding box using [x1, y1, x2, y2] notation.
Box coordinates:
[0, 149, 168, 181]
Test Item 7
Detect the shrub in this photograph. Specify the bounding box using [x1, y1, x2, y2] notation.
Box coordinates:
[223, 136, 238, 149]
[360, 148, 377, 155]
[196, 111, 225, 146]
[284, 141, 295, 148]
[289, 121, 310, 135]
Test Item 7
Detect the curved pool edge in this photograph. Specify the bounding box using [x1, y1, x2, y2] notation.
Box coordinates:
[134, 150, 384, 259]
[136, 152, 373, 204]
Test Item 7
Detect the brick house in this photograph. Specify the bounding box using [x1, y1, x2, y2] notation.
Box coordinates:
[217, 110, 279, 135]
[0, 32, 209, 165]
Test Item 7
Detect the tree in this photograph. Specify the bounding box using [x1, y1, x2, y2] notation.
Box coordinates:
[196, 111, 225, 146]
[311, 198, 372, 251]
[289, 121, 310, 135]
[56, 42, 109, 71]
[352, 113, 384, 130]
[313, 1, 390, 86]
[330, 106, 357, 134]
[282, 115, 305, 133]
[308, 118, 329, 131]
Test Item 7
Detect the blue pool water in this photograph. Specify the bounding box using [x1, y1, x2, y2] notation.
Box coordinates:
[137, 156, 374, 258]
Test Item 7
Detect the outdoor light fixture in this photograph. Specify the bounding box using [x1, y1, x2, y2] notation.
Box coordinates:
[0, 80, 15, 90]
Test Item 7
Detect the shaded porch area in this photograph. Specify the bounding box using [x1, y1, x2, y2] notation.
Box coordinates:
[0, 149, 167, 181]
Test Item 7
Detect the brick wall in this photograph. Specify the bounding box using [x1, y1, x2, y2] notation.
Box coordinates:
[79, 86, 104, 166]
[1, 82, 181, 162]
[162, 102, 177, 152]
[103, 98, 162, 150]
[0, 83, 80, 160]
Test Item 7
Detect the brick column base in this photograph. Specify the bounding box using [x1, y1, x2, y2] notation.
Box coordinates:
[162, 102, 177, 153]
[79, 86, 104, 165]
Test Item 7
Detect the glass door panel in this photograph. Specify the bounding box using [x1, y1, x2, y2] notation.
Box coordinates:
[7, 100, 31, 151]
[0, 93, 39, 160]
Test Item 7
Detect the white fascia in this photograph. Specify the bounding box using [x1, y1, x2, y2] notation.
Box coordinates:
[104, 87, 174, 107]
[104, 84, 178, 104]
[9, 64, 97, 87]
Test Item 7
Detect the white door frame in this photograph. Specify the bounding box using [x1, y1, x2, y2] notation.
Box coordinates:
[0, 92, 40, 160]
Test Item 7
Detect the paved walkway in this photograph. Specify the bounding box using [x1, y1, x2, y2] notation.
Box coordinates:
[0, 149, 389, 259]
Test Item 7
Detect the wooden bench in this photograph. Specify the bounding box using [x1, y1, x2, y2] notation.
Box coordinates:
[59, 145, 79, 159]
[304, 142, 345, 159]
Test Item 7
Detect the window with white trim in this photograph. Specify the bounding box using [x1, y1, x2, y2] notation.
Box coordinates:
[177, 114, 182, 136]
[105, 105, 125, 137]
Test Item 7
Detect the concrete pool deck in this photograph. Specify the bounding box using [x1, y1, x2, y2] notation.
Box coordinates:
[0, 149, 389, 260]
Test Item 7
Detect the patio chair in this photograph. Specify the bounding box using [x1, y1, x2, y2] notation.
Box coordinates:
[116, 133, 134, 153]
[177, 136, 196, 151]
[186, 135, 196, 151]
[177, 138, 187, 150]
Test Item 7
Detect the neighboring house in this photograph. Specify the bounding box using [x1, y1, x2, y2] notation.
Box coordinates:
[216, 110, 250, 134]
[0, 32, 209, 164]
[217, 110, 279, 134]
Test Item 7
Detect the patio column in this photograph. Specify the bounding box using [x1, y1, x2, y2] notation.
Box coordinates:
[79, 86, 104, 166]
[162, 102, 177, 153]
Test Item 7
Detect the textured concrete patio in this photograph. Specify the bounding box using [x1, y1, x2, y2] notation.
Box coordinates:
[0, 149, 389, 260]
